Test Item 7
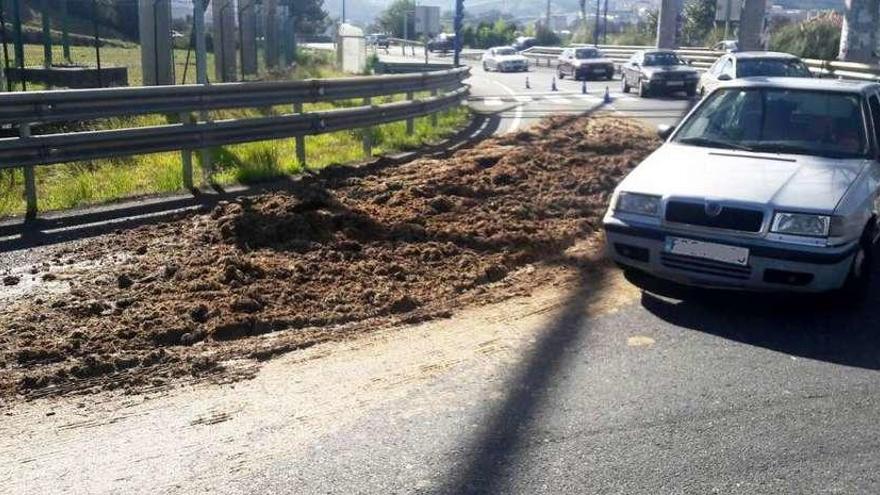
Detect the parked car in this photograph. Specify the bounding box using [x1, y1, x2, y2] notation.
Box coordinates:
[556, 47, 614, 81]
[603, 78, 880, 294]
[512, 36, 537, 52]
[482, 46, 529, 72]
[620, 50, 700, 98]
[699, 51, 812, 96]
[427, 34, 456, 53]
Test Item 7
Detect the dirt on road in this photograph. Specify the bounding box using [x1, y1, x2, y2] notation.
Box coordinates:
[0, 116, 659, 400]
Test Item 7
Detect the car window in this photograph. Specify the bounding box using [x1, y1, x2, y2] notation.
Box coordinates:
[737, 59, 812, 78]
[629, 53, 639, 65]
[575, 48, 601, 59]
[495, 48, 515, 56]
[868, 94, 880, 150]
[674, 88, 869, 159]
[709, 58, 724, 76]
[644, 52, 683, 66]
[720, 58, 735, 77]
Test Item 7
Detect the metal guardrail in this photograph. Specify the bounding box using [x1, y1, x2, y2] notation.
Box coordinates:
[522, 45, 880, 82]
[0, 68, 471, 219]
[0, 68, 470, 124]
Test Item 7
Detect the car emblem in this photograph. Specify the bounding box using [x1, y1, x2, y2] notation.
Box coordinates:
[705, 202, 723, 217]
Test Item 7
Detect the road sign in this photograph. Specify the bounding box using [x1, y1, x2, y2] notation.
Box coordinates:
[415, 5, 441, 36]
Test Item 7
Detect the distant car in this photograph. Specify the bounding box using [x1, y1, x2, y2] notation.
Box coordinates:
[714, 40, 739, 52]
[481, 46, 529, 72]
[512, 36, 537, 52]
[699, 51, 812, 96]
[427, 34, 456, 53]
[604, 78, 880, 294]
[620, 49, 700, 98]
[373, 34, 390, 49]
[556, 47, 614, 81]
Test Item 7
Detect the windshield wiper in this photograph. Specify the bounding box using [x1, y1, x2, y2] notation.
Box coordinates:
[748, 142, 864, 159]
[677, 136, 756, 152]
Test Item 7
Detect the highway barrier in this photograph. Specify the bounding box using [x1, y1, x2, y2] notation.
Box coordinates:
[520, 45, 880, 82]
[0, 67, 471, 219]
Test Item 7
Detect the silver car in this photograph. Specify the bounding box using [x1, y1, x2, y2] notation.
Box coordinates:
[481, 46, 529, 73]
[604, 78, 880, 293]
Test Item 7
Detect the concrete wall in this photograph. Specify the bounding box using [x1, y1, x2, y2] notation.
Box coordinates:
[212, 0, 238, 82]
[839, 0, 879, 62]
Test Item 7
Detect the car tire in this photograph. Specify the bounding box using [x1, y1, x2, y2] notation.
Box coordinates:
[638, 79, 649, 98]
[557, 69, 565, 79]
[621, 76, 630, 93]
[838, 228, 875, 300]
[483, 62, 490, 72]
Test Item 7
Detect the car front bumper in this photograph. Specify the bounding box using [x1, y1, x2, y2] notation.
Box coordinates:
[499, 62, 528, 72]
[575, 65, 614, 78]
[603, 216, 857, 292]
[645, 79, 698, 92]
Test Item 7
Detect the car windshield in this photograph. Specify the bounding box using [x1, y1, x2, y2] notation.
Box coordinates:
[643, 52, 683, 66]
[738, 58, 812, 78]
[575, 49, 601, 59]
[674, 88, 868, 159]
[495, 48, 516, 56]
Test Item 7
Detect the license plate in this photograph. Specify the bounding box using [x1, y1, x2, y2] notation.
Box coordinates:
[666, 81, 684, 86]
[665, 237, 749, 266]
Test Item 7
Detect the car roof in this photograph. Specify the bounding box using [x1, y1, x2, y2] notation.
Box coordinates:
[721, 77, 880, 95]
[729, 51, 801, 60]
[490, 46, 516, 50]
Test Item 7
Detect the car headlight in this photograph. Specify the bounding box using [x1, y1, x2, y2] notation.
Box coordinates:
[686, 72, 699, 79]
[649, 72, 663, 80]
[771, 212, 830, 237]
[616, 192, 661, 217]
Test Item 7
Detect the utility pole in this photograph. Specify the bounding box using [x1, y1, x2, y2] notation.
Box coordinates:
[265, 0, 278, 68]
[0, 0, 10, 92]
[12, 0, 25, 91]
[239, 0, 258, 77]
[138, 0, 174, 85]
[454, 0, 464, 63]
[655, 0, 679, 49]
[593, 0, 600, 45]
[838, 0, 878, 62]
[546, 0, 551, 27]
[602, 0, 609, 44]
[723, 0, 732, 39]
[61, 0, 71, 62]
[342, 0, 346, 24]
[738, 0, 767, 51]
[40, 0, 51, 68]
[194, 0, 208, 84]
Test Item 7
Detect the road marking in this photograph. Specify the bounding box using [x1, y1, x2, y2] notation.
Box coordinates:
[488, 79, 523, 133]
[483, 98, 504, 107]
[514, 96, 533, 103]
[547, 97, 572, 105]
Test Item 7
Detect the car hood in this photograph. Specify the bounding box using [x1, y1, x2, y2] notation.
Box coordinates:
[494, 55, 527, 62]
[642, 65, 698, 76]
[575, 58, 614, 65]
[618, 143, 869, 213]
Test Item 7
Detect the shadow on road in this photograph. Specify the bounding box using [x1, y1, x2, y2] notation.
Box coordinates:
[436, 260, 615, 494]
[636, 271, 880, 370]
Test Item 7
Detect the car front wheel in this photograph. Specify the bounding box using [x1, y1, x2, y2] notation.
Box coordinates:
[638, 79, 649, 98]
[621, 75, 630, 93]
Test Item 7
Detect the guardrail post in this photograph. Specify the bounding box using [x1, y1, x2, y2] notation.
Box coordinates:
[430, 89, 438, 127]
[362, 96, 372, 158]
[20, 123, 37, 220]
[180, 113, 194, 190]
[406, 91, 415, 135]
[294, 102, 306, 168]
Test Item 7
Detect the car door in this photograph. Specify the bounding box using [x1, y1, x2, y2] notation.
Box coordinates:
[558, 49, 571, 75]
[866, 92, 880, 226]
[706, 57, 733, 94]
[488, 48, 497, 70]
[701, 57, 723, 94]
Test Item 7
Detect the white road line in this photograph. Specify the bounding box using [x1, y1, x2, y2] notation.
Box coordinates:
[488, 79, 523, 133]
[483, 98, 504, 107]
[547, 97, 572, 105]
[514, 96, 533, 103]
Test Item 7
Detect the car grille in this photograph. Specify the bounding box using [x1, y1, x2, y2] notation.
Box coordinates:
[660, 253, 752, 280]
[665, 201, 764, 233]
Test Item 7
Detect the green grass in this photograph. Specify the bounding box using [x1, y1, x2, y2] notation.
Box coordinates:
[0, 106, 471, 217]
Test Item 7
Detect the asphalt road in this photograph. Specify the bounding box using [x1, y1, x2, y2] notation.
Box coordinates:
[4, 55, 880, 494]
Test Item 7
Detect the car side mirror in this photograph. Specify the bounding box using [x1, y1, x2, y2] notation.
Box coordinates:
[718, 73, 732, 81]
[657, 124, 675, 140]
[632, 62, 640, 67]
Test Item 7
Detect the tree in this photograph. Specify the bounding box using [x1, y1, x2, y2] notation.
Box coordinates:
[681, 0, 716, 46]
[534, 23, 561, 46]
[284, 0, 329, 36]
[578, 0, 588, 41]
[769, 12, 842, 60]
[376, 0, 416, 38]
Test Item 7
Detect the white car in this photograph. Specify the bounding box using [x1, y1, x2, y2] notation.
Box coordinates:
[604, 78, 880, 294]
[481, 46, 529, 73]
[698, 51, 811, 97]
